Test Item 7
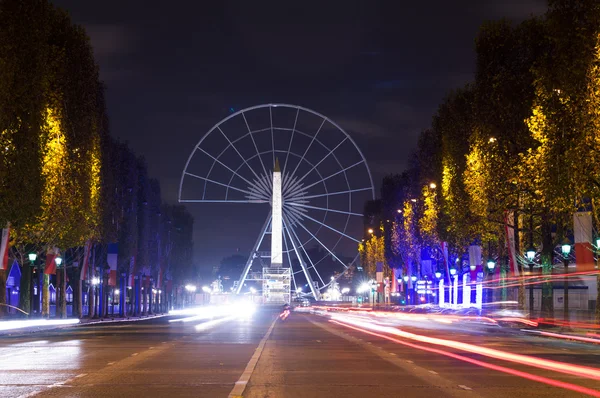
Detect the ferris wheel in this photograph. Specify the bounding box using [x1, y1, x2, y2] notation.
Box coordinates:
[179, 104, 375, 299]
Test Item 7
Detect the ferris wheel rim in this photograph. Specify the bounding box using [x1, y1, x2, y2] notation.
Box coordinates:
[178, 103, 375, 203]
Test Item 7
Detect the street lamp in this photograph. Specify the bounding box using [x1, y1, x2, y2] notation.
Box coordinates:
[435, 271, 442, 279]
[202, 286, 211, 293]
[28, 253, 37, 315]
[367, 228, 374, 234]
[91, 277, 100, 285]
[561, 238, 571, 323]
[449, 267, 457, 276]
[397, 209, 402, 214]
[429, 182, 436, 189]
[525, 246, 536, 317]
[486, 259, 496, 270]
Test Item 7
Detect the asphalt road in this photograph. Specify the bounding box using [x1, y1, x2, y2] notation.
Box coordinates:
[0, 307, 599, 398]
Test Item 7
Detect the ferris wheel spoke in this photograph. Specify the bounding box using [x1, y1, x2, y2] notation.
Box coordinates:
[269, 106, 275, 167]
[284, 215, 325, 287]
[301, 159, 365, 192]
[242, 112, 269, 176]
[293, 137, 348, 187]
[282, 107, 300, 177]
[297, 211, 359, 243]
[283, 215, 321, 297]
[217, 126, 263, 182]
[294, 220, 350, 271]
[288, 118, 326, 181]
[300, 187, 372, 200]
[287, 203, 362, 217]
[282, 223, 298, 292]
[185, 172, 254, 197]
[195, 146, 256, 188]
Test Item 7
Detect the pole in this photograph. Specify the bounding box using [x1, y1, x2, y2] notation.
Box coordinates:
[61, 264, 67, 318]
[563, 257, 569, 323]
[529, 263, 534, 319]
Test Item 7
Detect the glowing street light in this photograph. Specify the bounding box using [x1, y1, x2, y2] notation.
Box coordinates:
[410, 276, 417, 282]
[561, 238, 571, 323]
[486, 260, 496, 270]
[435, 271, 442, 279]
[249, 287, 257, 294]
[55, 257, 62, 266]
[341, 287, 350, 294]
[91, 277, 100, 285]
[429, 182, 436, 189]
[367, 228, 374, 234]
[526, 247, 536, 261]
[114, 289, 120, 295]
[449, 268, 457, 276]
[397, 209, 402, 214]
[28, 253, 37, 262]
[202, 286, 211, 293]
[185, 284, 197, 292]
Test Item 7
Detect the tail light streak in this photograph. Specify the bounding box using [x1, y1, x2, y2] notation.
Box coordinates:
[329, 314, 600, 382]
[330, 319, 600, 397]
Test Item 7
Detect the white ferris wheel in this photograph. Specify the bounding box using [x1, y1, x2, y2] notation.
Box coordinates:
[179, 104, 374, 301]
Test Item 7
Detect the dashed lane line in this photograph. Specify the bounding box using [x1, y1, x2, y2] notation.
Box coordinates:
[228, 316, 278, 398]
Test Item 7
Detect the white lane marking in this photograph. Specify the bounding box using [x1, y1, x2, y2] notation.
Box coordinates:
[429, 370, 438, 375]
[131, 353, 138, 356]
[149, 346, 154, 349]
[459, 385, 472, 390]
[107, 362, 116, 365]
[406, 360, 414, 363]
[228, 317, 278, 398]
[389, 353, 397, 356]
[75, 373, 87, 378]
[316, 340, 322, 343]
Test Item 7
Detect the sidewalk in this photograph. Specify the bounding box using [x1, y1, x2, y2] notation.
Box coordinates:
[0, 313, 168, 337]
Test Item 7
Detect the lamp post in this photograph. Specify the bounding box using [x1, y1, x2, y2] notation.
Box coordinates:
[561, 239, 571, 324]
[486, 259, 495, 304]
[55, 257, 66, 319]
[28, 253, 37, 316]
[410, 276, 417, 305]
[526, 247, 536, 317]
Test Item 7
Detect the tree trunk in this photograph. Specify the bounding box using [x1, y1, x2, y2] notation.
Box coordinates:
[42, 274, 49, 318]
[514, 213, 525, 310]
[19, 265, 31, 316]
[60, 268, 67, 318]
[0, 269, 6, 317]
[540, 215, 554, 318]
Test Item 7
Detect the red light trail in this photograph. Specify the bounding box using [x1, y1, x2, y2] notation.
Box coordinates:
[330, 319, 600, 397]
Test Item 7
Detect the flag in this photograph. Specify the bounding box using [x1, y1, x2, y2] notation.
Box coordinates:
[441, 241, 450, 279]
[157, 264, 163, 289]
[128, 255, 136, 287]
[0, 226, 9, 271]
[107, 243, 118, 286]
[504, 210, 519, 276]
[574, 211, 594, 272]
[45, 248, 58, 275]
[80, 241, 92, 281]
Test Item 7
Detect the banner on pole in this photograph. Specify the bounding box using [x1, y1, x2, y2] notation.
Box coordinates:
[574, 211, 594, 271]
[107, 243, 118, 286]
[0, 227, 9, 271]
[504, 210, 519, 276]
[44, 248, 58, 275]
[80, 241, 92, 281]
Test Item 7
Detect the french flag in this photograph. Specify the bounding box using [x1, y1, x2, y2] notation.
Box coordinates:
[107, 243, 118, 286]
[0, 226, 9, 271]
[80, 241, 92, 281]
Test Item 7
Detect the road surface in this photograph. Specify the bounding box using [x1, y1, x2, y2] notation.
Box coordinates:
[0, 306, 598, 397]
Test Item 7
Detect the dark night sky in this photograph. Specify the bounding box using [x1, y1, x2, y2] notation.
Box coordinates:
[52, 0, 545, 272]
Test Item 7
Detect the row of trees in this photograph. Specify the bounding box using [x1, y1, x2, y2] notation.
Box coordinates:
[0, 0, 195, 316]
[361, 0, 600, 318]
